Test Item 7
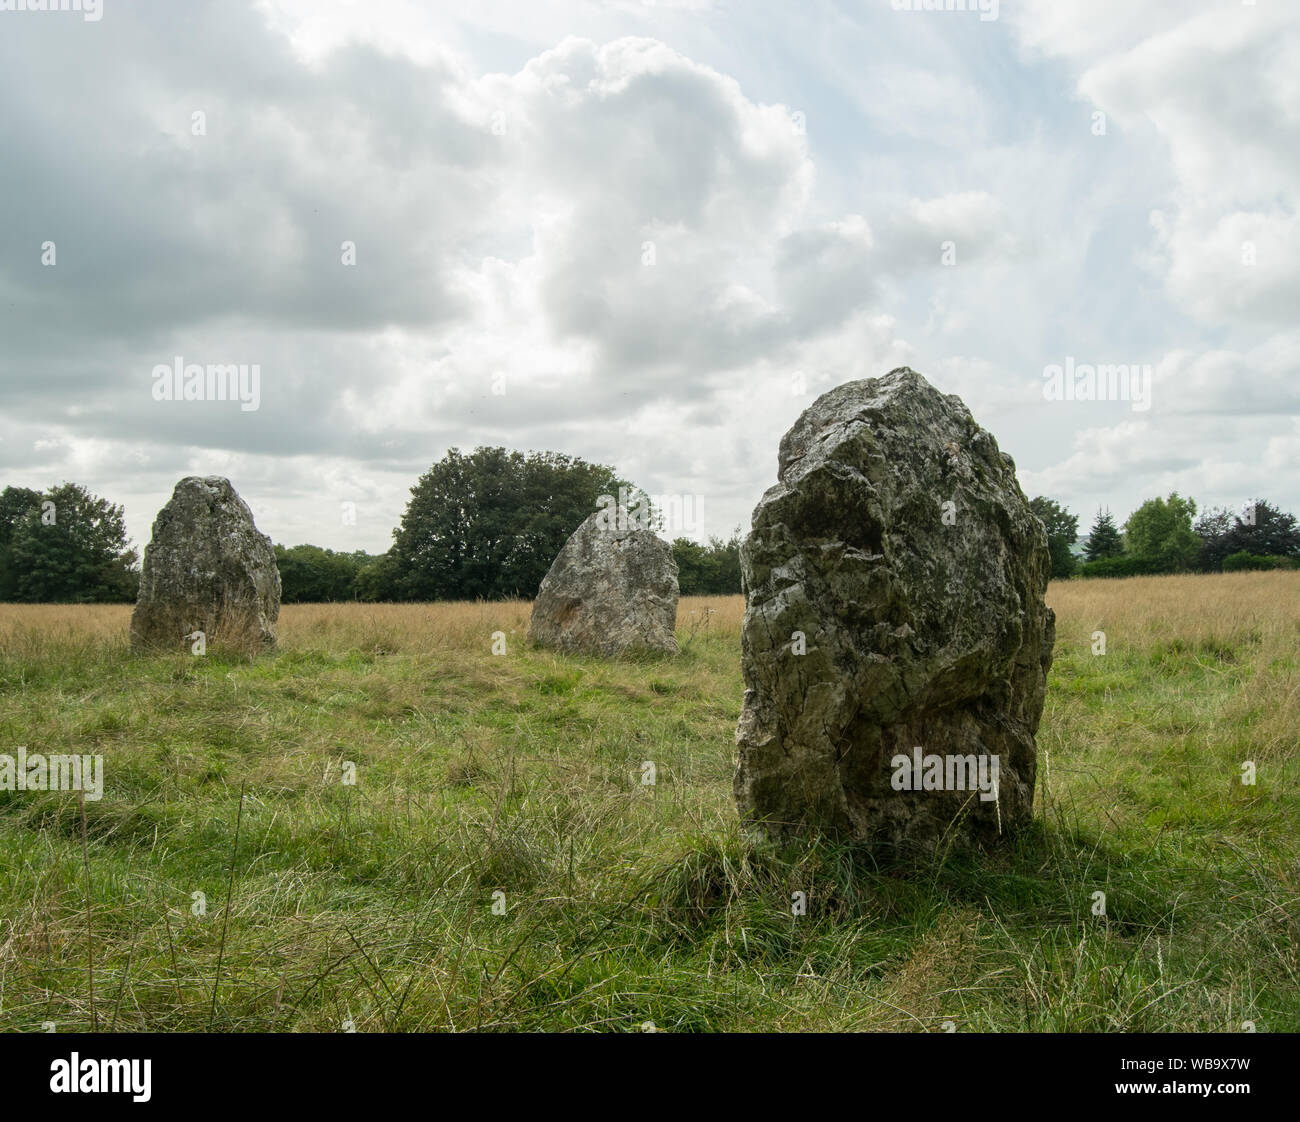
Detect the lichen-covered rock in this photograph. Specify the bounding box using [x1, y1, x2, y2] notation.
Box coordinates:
[528, 511, 679, 657]
[735, 367, 1055, 852]
[130, 476, 280, 655]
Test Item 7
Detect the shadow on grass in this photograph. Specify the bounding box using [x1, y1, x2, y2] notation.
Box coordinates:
[638, 819, 1208, 951]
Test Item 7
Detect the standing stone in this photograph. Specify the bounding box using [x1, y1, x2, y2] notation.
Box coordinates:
[528, 510, 679, 657]
[735, 367, 1054, 852]
[130, 476, 280, 655]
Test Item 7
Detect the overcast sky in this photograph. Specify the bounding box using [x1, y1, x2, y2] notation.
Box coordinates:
[1, 0, 1296, 555]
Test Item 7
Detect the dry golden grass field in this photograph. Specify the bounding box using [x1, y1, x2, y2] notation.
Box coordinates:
[0, 573, 1297, 1031]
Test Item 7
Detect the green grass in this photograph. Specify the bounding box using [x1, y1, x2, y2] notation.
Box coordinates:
[0, 583, 1297, 1032]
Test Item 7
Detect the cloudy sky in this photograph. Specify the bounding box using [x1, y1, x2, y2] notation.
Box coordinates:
[1, 0, 1296, 555]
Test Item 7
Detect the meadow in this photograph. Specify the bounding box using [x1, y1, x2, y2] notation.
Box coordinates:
[0, 573, 1297, 1032]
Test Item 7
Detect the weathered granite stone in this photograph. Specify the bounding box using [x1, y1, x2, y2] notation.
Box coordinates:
[734, 367, 1055, 851]
[130, 476, 280, 655]
[528, 510, 679, 657]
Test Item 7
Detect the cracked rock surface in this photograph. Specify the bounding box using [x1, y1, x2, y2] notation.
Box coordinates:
[130, 476, 280, 655]
[528, 510, 679, 657]
[735, 367, 1055, 852]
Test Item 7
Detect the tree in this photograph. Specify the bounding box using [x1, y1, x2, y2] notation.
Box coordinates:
[1196, 499, 1300, 571]
[672, 532, 742, 595]
[1029, 496, 1079, 579]
[275, 544, 379, 602]
[1192, 506, 1237, 572]
[355, 551, 401, 602]
[7, 482, 138, 602]
[1123, 492, 1199, 572]
[390, 447, 640, 600]
[1225, 499, 1300, 562]
[0, 485, 43, 600]
[1084, 508, 1124, 562]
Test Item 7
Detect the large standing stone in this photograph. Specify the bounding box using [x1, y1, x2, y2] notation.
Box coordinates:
[735, 367, 1055, 852]
[130, 476, 280, 655]
[528, 510, 680, 657]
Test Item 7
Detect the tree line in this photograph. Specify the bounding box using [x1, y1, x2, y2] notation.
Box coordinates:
[3, 452, 1296, 603]
[1030, 494, 1300, 580]
[275, 447, 741, 600]
[0, 448, 742, 604]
